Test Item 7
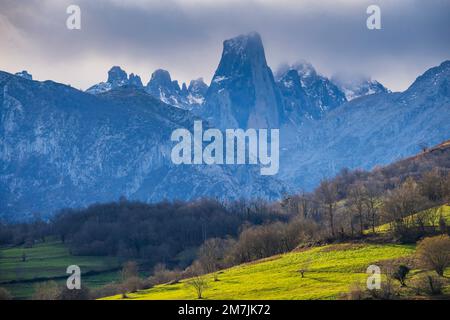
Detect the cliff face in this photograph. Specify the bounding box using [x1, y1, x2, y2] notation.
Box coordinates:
[1, 31, 450, 221]
[279, 60, 450, 189]
[0, 73, 286, 221]
[203, 32, 284, 129]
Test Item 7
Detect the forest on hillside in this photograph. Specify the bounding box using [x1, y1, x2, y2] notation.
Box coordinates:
[1, 140, 449, 299]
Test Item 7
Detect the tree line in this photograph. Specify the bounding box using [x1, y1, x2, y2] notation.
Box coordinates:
[0, 141, 449, 299]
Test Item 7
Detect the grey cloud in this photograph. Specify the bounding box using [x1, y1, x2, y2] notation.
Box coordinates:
[0, 0, 449, 91]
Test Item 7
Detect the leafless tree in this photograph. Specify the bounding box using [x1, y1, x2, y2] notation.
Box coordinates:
[32, 281, 60, 300]
[282, 192, 314, 218]
[382, 178, 425, 236]
[316, 180, 339, 237]
[363, 181, 381, 234]
[416, 235, 450, 277]
[348, 184, 367, 235]
[187, 275, 208, 299]
[298, 258, 312, 278]
[121, 261, 139, 281]
[198, 238, 229, 281]
[419, 169, 447, 202]
[0, 287, 12, 300]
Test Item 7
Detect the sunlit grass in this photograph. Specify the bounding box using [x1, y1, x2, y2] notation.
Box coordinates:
[369, 204, 450, 234]
[0, 240, 120, 299]
[103, 243, 415, 300]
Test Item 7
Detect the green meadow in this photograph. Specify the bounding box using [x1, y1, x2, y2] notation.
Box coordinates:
[101, 205, 450, 301]
[369, 205, 450, 234]
[0, 240, 120, 299]
[102, 243, 421, 300]
[2, 206, 449, 299]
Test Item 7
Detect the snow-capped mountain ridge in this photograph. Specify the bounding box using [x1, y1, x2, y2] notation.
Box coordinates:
[331, 73, 390, 101]
[0, 72, 286, 221]
[15, 70, 33, 80]
[276, 61, 347, 120]
[86, 66, 144, 94]
[85, 38, 389, 116]
[2, 32, 449, 222]
[87, 66, 208, 110]
[145, 70, 208, 110]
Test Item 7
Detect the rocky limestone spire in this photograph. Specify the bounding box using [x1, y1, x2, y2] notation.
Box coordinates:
[204, 32, 284, 129]
[107, 66, 128, 87]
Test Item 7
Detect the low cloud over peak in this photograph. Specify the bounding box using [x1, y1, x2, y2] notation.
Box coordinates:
[0, 0, 449, 91]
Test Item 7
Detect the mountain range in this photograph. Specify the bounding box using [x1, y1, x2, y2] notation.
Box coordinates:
[1, 32, 449, 221]
[87, 66, 208, 110]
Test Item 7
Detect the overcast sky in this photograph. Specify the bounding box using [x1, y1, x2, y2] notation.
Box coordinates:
[0, 0, 449, 91]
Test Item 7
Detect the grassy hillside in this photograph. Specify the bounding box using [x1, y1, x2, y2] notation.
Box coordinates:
[0, 240, 120, 299]
[103, 243, 420, 300]
[370, 204, 450, 234]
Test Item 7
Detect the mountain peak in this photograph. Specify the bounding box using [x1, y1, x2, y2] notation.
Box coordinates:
[331, 73, 389, 101]
[188, 78, 208, 94]
[15, 70, 33, 80]
[224, 31, 262, 46]
[291, 60, 317, 78]
[149, 69, 173, 86]
[213, 32, 268, 83]
[86, 66, 143, 94]
[276, 61, 347, 119]
[205, 32, 283, 129]
[405, 60, 450, 97]
[222, 32, 265, 60]
[146, 69, 185, 107]
[143, 71, 208, 110]
[128, 73, 143, 87]
[107, 66, 128, 85]
[146, 69, 177, 92]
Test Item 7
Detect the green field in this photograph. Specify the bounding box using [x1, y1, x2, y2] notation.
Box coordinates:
[369, 204, 450, 234]
[102, 243, 425, 300]
[2, 206, 449, 300]
[0, 240, 120, 299]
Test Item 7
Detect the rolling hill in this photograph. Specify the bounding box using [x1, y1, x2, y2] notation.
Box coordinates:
[101, 243, 448, 300]
[368, 205, 450, 234]
[0, 240, 121, 299]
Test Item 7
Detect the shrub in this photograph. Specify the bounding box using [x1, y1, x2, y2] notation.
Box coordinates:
[413, 274, 444, 296]
[57, 286, 91, 300]
[149, 263, 182, 286]
[121, 261, 139, 280]
[121, 276, 145, 293]
[345, 282, 366, 300]
[32, 281, 60, 300]
[345, 278, 398, 300]
[392, 265, 410, 287]
[91, 283, 122, 299]
[186, 276, 208, 299]
[0, 287, 12, 300]
[416, 235, 450, 276]
[367, 274, 397, 300]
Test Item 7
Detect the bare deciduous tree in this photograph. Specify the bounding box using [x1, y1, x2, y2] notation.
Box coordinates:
[298, 258, 312, 278]
[348, 184, 367, 235]
[0, 287, 12, 300]
[316, 180, 338, 237]
[382, 178, 425, 236]
[197, 238, 228, 281]
[363, 180, 381, 234]
[419, 169, 447, 202]
[121, 261, 139, 281]
[32, 281, 59, 300]
[416, 235, 450, 277]
[187, 276, 208, 299]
